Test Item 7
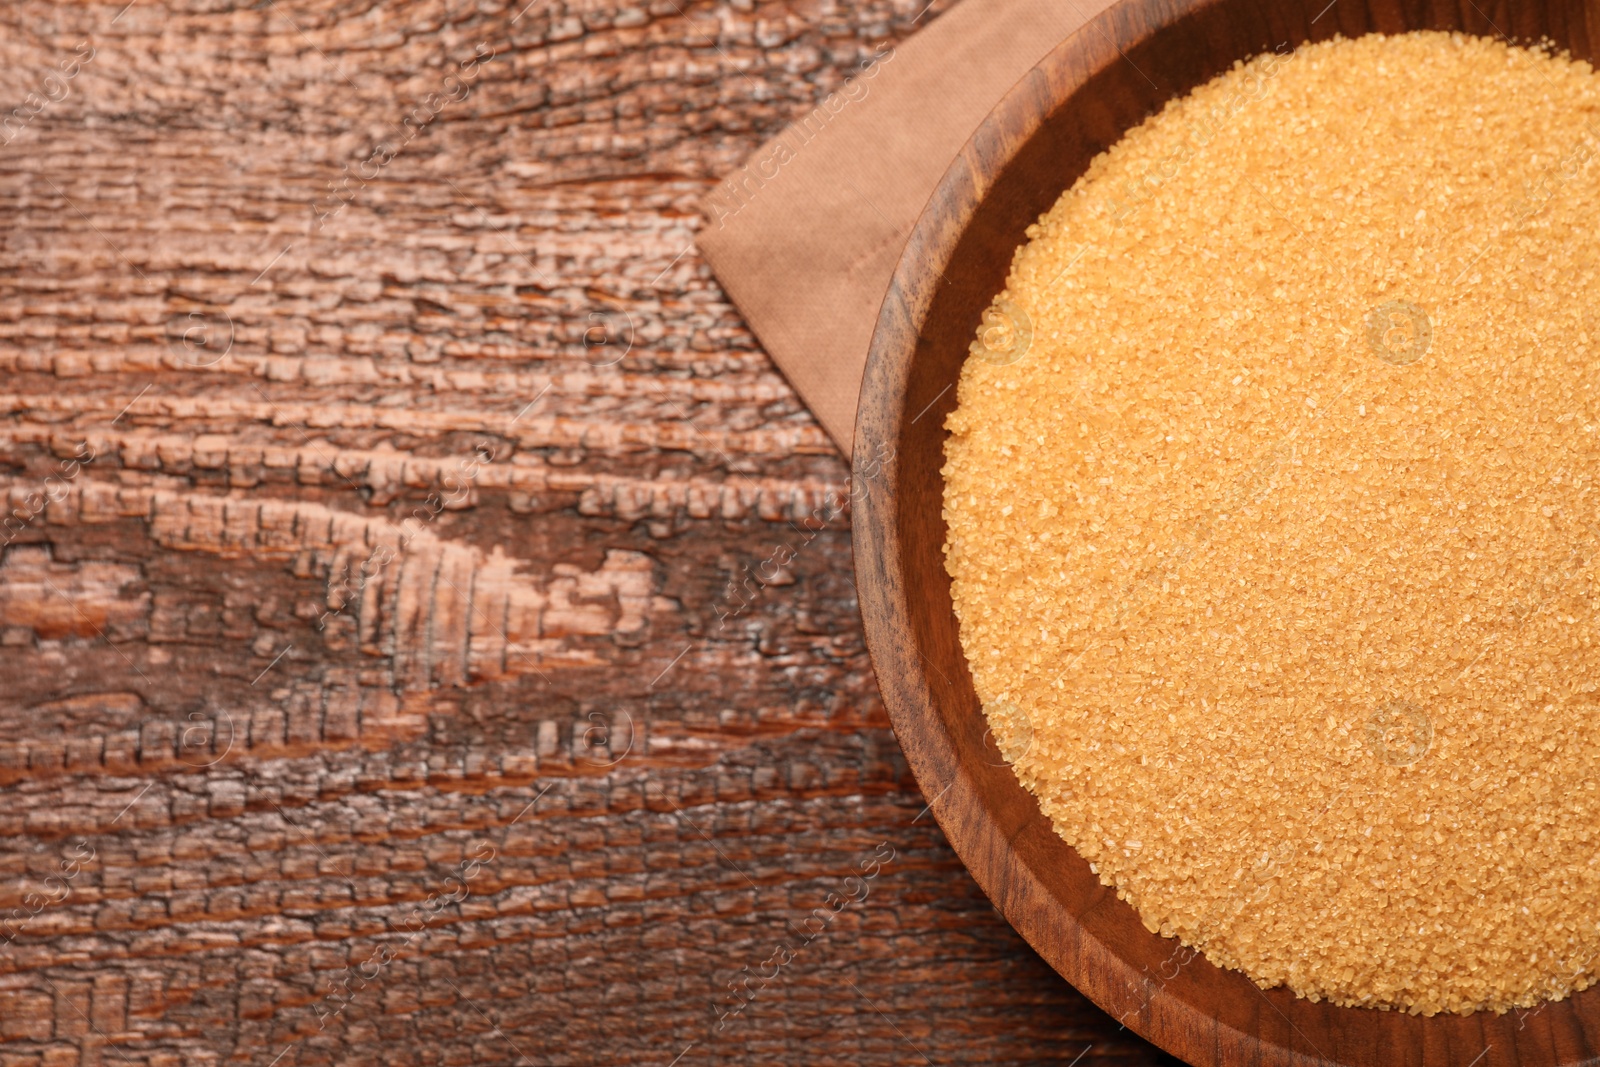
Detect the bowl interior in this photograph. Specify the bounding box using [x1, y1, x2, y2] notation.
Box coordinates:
[852, 0, 1600, 1064]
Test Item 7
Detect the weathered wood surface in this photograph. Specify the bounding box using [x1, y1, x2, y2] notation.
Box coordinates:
[0, 1, 1181, 1063]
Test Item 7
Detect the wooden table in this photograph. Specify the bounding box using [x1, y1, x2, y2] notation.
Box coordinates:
[0, 1, 1182, 1062]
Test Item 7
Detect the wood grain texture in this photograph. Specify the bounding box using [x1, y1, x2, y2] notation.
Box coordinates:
[853, 0, 1600, 1066]
[0, 0, 1189, 1064]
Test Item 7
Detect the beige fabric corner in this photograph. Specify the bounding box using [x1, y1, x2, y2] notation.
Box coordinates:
[696, 0, 1119, 458]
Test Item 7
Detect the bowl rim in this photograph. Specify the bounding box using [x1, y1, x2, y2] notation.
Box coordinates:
[849, 0, 1600, 1063]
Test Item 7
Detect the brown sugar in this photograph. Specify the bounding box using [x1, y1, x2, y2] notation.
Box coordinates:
[941, 31, 1600, 1015]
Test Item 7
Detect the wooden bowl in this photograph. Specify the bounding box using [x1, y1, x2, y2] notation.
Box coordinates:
[850, 1, 1600, 1064]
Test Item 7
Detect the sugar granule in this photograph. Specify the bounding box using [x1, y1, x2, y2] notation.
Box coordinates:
[942, 31, 1600, 1015]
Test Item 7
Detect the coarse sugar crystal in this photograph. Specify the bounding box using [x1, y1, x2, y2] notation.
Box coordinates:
[942, 30, 1600, 1015]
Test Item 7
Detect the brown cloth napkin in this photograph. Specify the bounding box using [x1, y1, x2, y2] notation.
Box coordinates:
[696, 0, 1119, 458]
